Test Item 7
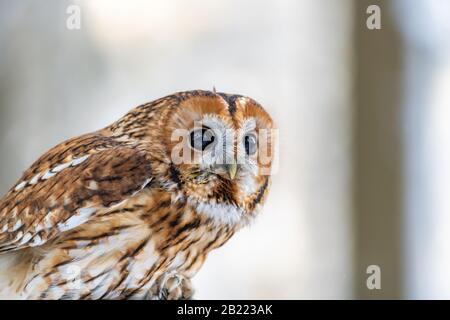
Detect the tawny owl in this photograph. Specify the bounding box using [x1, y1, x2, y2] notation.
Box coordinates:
[0, 90, 275, 300]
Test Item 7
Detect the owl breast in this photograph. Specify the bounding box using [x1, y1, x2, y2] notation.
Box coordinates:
[20, 188, 235, 299]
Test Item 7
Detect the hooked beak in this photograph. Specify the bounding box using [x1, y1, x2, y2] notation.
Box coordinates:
[226, 162, 238, 180]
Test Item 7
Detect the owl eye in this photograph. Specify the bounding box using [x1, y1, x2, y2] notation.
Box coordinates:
[244, 133, 257, 155]
[190, 127, 216, 151]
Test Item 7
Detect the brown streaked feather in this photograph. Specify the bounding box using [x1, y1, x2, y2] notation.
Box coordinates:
[0, 144, 152, 252]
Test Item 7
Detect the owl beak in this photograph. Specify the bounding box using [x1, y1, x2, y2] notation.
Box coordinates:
[226, 162, 238, 180]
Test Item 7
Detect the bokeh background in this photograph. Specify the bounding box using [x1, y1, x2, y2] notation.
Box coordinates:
[0, 0, 450, 299]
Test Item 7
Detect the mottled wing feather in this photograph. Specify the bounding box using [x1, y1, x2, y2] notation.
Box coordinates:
[0, 142, 152, 253]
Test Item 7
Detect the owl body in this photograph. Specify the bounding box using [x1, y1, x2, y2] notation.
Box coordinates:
[0, 90, 274, 299]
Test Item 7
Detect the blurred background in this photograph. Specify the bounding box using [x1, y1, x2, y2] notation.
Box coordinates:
[0, 0, 449, 299]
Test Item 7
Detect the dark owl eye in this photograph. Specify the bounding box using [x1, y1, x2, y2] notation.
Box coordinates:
[244, 133, 257, 155]
[190, 127, 216, 151]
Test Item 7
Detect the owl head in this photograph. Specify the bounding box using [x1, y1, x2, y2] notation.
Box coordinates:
[127, 90, 276, 226]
